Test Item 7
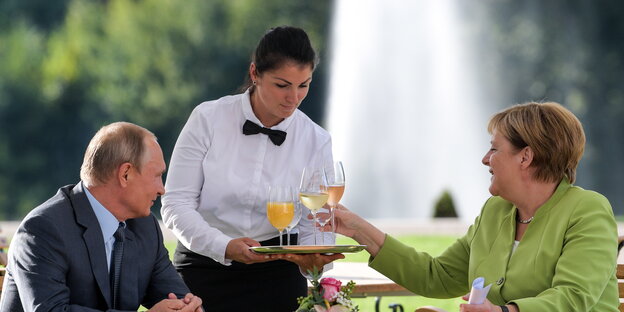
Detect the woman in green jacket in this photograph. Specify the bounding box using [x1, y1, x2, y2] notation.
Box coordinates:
[330, 102, 619, 312]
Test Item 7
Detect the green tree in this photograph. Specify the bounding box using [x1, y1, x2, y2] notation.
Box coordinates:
[433, 190, 458, 218]
[0, 0, 332, 219]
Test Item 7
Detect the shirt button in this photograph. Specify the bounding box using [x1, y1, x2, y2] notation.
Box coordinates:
[496, 277, 505, 285]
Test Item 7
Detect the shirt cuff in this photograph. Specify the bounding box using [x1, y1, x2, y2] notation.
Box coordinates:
[187, 233, 232, 266]
[214, 235, 233, 265]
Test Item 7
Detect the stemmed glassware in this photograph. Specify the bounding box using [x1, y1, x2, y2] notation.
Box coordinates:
[299, 167, 329, 245]
[315, 205, 332, 245]
[326, 161, 345, 236]
[267, 186, 295, 246]
[284, 202, 302, 246]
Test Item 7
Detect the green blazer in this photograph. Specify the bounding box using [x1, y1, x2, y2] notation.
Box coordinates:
[370, 179, 619, 311]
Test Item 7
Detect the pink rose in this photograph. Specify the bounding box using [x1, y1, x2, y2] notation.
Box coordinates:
[320, 277, 342, 301]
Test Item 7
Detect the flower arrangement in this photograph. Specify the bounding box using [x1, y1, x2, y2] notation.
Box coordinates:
[296, 268, 359, 312]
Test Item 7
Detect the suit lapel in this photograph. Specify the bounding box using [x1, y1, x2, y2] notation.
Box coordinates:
[69, 182, 112, 308]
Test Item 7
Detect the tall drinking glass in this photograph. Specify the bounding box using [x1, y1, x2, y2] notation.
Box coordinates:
[285, 202, 302, 246]
[299, 167, 329, 245]
[326, 161, 345, 236]
[267, 186, 295, 246]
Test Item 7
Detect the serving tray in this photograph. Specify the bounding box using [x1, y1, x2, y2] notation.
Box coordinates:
[250, 245, 366, 254]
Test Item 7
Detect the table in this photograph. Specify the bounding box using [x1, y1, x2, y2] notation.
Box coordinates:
[310, 262, 416, 312]
[325, 262, 412, 297]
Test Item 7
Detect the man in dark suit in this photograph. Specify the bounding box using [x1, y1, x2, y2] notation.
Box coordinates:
[0, 122, 203, 312]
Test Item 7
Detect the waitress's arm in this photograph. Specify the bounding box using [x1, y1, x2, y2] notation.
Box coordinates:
[161, 107, 243, 265]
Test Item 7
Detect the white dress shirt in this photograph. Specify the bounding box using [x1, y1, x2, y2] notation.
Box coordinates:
[84, 183, 123, 271]
[161, 90, 334, 265]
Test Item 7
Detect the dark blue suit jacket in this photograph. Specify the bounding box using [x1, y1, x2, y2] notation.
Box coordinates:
[0, 183, 190, 311]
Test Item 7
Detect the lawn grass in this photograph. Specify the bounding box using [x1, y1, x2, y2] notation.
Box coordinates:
[164, 234, 465, 311]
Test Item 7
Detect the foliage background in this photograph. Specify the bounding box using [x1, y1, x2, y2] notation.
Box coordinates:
[0, 0, 332, 218]
[1, 0, 624, 219]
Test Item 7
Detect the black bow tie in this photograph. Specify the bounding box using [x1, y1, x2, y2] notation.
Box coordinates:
[242, 120, 287, 146]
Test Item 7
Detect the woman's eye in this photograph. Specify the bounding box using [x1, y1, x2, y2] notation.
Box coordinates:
[276, 84, 288, 88]
[299, 84, 309, 88]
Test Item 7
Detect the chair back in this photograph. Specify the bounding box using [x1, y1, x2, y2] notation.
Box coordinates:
[617, 263, 624, 312]
[0, 267, 5, 296]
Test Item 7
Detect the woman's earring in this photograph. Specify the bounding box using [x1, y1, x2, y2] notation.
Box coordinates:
[252, 80, 257, 85]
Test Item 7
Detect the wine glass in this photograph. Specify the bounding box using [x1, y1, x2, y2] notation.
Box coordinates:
[299, 167, 329, 245]
[316, 206, 332, 245]
[285, 201, 302, 246]
[326, 161, 345, 235]
[267, 186, 295, 246]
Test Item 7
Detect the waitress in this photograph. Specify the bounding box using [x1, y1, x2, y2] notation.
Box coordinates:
[161, 26, 342, 311]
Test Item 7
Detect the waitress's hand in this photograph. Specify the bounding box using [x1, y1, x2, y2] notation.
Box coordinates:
[270, 253, 345, 273]
[225, 237, 273, 264]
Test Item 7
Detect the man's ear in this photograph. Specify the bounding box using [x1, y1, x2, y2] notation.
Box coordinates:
[117, 163, 132, 187]
[520, 146, 534, 169]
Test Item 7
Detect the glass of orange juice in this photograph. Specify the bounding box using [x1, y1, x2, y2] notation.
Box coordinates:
[267, 186, 295, 246]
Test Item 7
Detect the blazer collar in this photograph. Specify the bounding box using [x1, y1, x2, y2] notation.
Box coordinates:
[67, 182, 113, 308]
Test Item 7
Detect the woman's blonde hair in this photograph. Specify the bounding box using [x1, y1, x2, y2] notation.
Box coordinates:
[80, 122, 156, 187]
[487, 101, 585, 183]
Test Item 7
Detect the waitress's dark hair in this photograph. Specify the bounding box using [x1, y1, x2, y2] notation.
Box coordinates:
[242, 26, 318, 92]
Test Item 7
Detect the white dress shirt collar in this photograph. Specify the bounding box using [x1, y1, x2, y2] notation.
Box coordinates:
[241, 89, 295, 132]
[83, 182, 122, 269]
[83, 183, 119, 241]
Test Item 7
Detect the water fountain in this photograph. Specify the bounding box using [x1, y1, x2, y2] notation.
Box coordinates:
[326, 0, 492, 221]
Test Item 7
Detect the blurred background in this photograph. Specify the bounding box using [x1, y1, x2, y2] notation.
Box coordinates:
[1, 0, 623, 221]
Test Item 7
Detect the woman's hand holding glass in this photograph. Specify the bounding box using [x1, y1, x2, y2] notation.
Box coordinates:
[315, 205, 332, 245]
[318, 204, 358, 238]
[320, 204, 386, 257]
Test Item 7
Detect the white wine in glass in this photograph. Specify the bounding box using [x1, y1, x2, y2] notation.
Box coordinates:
[299, 167, 329, 245]
[267, 186, 295, 246]
[300, 192, 330, 245]
[299, 192, 329, 213]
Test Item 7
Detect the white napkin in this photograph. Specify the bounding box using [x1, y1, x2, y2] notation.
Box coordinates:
[468, 277, 492, 304]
